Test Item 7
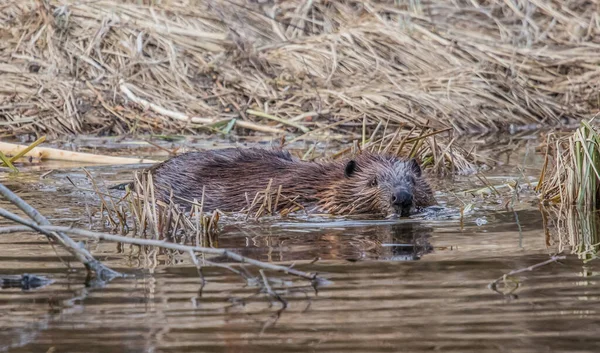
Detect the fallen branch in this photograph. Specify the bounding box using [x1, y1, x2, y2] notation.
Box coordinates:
[260, 269, 288, 309]
[0, 223, 327, 284]
[0, 183, 123, 281]
[0, 141, 158, 164]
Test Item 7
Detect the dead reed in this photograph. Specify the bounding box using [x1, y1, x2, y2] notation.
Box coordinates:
[359, 125, 479, 176]
[240, 178, 307, 219]
[82, 169, 220, 245]
[1, 1, 599, 139]
[534, 119, 600, 263]
[538, 119, 600, 208]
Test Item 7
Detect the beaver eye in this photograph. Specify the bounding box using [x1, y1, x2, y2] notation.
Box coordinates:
[407, 175, 416, 185]
[370, 178, 378, 187]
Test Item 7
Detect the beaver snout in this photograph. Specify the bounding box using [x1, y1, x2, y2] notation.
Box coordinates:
[391, 190, 413, 217]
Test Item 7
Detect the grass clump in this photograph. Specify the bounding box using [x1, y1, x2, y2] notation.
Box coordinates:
[537, 119, 600, 262]
[538, 119, 600, 208]
[240, 179, 306, 219]
[335, 125, 481, 176]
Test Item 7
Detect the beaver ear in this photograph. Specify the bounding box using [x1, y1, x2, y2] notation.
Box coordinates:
[344, 160, 358, 178]
[408, 158, 422, 177]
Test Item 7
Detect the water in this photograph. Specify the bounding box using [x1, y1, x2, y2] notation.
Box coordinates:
[1, 137, 600, 353]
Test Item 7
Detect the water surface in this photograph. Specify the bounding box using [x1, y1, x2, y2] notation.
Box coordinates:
[1, 137, 599, 353]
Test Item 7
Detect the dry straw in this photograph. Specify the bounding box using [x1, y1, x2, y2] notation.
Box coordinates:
[537, 118, 600, 261]
[80, 169, 221, 245]
[538, 119, 600, 208]
[1, 0, 599, 139]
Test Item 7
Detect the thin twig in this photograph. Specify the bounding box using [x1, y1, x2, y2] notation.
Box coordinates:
[488, 255, 566, 295]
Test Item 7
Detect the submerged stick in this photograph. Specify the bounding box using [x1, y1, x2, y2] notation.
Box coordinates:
[0, 183, 123, 280]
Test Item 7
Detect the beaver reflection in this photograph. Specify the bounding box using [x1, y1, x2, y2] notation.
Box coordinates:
[379, 222, 434, 261]
[311, 222, 434, 261]
[221, 221, 434, 262]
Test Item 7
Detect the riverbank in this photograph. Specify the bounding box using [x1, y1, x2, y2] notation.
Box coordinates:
[1, 0, 598, 140]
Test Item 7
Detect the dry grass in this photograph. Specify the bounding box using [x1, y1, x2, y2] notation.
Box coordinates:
[537, 119, 600, 260]
[81, 169, 220, 245]
[240, 178, 307, 219]
[538, 119, 600, 208]
[291, 124, 483, 175]
[1, 0, 599, 139]
[360, 125, 479, 175]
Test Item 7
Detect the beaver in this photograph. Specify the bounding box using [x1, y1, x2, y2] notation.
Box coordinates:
[118, 148, 436, 218]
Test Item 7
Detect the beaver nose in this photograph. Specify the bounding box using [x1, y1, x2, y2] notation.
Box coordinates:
[391, 190, 413, 208]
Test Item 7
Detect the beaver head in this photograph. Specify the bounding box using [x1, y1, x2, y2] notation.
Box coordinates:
[318, 153, 435, 217]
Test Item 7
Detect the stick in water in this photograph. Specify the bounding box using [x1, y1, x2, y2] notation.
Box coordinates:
[0, 183, 123, 281]
[0, 186, 328, 285]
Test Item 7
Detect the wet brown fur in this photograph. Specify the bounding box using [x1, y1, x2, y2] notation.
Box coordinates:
[141, 148, 436, 217]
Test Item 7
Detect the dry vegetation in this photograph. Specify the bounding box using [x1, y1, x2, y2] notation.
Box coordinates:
[536, 119, 600, 261]
[1, 0, 599, 140]
[81, 168, 221, 242]
[538, 119, 600, 208]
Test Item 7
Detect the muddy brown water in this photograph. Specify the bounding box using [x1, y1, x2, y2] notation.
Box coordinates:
[1, 137, 600, 353]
